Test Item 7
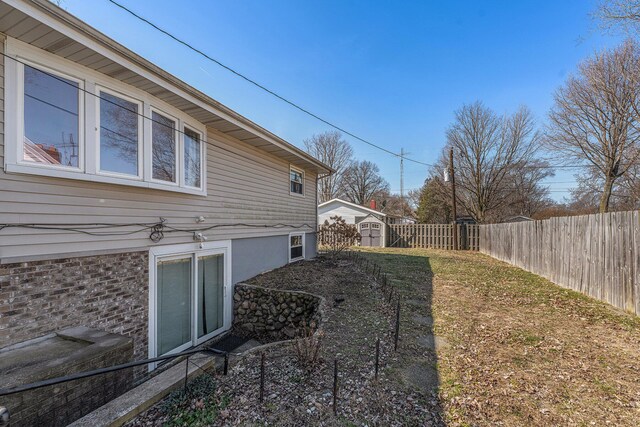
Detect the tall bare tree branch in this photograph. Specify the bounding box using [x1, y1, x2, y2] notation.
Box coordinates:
[341, 160, 390, 205]
[546, 39, 640, 212]
[304, 131, 353, 203]
[443, 102, 542, 223]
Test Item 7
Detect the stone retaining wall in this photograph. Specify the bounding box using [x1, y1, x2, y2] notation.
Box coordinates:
[233, 283, 322, 340]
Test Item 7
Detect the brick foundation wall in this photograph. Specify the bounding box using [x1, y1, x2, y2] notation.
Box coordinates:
[2, 327, 134, 427]
[0, 251, 149, 371]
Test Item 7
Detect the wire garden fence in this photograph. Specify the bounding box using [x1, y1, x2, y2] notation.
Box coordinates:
[0, 251, 404, 424]
[172, 250, 403, 422]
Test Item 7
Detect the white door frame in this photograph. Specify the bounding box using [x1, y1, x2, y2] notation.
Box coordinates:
[148, 240, 232, 370]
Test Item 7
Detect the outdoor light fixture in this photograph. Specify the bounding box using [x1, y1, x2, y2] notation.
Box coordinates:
[195, 216, 205, 223]
[193, 232, 208, 248]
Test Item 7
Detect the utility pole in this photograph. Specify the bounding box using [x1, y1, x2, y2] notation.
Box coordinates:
[399, 148, 409, 222]
[449, 148, 458, 250]
[399, 148, 404, 204]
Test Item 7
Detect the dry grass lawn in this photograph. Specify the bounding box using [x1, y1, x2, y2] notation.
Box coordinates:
[357, 247, 640, 426]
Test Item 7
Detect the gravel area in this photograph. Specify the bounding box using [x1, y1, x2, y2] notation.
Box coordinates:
[127, 255, 444, 426]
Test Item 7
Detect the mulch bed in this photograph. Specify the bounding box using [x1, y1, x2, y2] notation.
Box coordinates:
[127, 255, 444, 426]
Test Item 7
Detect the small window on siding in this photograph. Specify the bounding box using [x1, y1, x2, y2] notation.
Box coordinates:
[99, 90, 140, 176]
[23, 65, 81, 168]
[184, 127, 201, 188]
[290, 166, 304, 195]
[152, 111, 177, 183]
[289, 233, 304, 262]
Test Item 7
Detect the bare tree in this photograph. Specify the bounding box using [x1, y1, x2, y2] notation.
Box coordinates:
[595, 0, 640, 33]
[341, 160, 390, 205]
[304, 131, 353, 203]
[371, 189, 414, 219]
[571, 164, 640, 210]
[546, 40, 640, 212]
[444, 102, 541, 223]
[406, 188, 422, 210]
[502, 159, 554, 217]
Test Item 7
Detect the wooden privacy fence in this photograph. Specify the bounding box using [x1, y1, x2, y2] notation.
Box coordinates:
[388, 223, 480, 250]
[479, 210, 640, 315]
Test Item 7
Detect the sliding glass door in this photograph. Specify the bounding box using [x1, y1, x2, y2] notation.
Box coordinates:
[196, 253, 225, 344]
[156, 256, 193, 355]
[151, 243, 230, 359]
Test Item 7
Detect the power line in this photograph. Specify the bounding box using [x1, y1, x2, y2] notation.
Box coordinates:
[106, 1, 603, 173]
[105, 0, 434, 167]
[0, 52, 310, 175]
[6, 49, 595, 178]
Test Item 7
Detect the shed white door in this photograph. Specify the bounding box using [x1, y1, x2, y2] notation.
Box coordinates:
[360, 222, 381, 247]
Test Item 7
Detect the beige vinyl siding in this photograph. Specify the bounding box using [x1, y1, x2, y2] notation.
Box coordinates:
[0, 40, 318, 262]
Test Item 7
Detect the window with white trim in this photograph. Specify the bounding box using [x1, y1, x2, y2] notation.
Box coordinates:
[97, 87, 142, 178]
[5, 37, 206, 195]
[151, 109, 178, 183]
[23, 64, 83, 169]
[183, 127, 202, 188]
[290, 166, 304, 196]
[289, 232, 305, 262]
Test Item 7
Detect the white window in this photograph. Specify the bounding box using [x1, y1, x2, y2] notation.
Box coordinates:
[289, 232, 305, 262]
[183, 127, 202, 188]
[151, 109, 178, 184]
[97, 86, 142, 178]
[290, 166, 304, 196]
[5, 37, 206, 195]
[22, 63, 83, 170]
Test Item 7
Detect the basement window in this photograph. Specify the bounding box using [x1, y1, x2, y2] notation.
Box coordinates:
[289, 232, 305, 262]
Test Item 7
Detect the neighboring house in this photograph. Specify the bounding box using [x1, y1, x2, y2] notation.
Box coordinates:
[0, 0, 331, 385]
[318, 198, 397, 247]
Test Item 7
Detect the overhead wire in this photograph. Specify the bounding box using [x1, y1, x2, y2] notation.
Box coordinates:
[105, 1, 603, 174]
[1, 51, 593, 175]
[104, 0, 434, 167]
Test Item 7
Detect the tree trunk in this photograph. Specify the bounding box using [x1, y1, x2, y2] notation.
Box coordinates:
[600, 176, 614, 213]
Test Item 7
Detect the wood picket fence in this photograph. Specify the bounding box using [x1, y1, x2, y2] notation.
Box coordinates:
[388, 223, 480, 250]
[479, 210, 640, 315]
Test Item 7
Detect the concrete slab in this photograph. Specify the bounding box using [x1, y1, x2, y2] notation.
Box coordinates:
[413, 315, 434, 327]
[405, 363, 439, 393]
[416, 335, 450, 352]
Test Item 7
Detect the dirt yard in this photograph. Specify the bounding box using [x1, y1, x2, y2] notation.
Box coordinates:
[357, 248, 640, 426]
[128, 248, 640, 426]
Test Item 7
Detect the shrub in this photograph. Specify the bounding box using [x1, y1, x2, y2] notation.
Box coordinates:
[317, 215, 361, 257]
[293, 326, 324, 373]
[161, 375, 229, 427]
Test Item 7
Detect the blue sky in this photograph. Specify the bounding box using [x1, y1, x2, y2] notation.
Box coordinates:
[61, 0, 624, 200]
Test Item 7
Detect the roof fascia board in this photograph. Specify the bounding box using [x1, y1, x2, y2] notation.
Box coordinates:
[319, 198, 387, 216]
[9, 0, 331, 173]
